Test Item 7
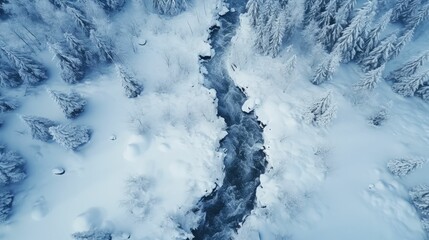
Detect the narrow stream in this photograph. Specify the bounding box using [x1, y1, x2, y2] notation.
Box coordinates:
[192, 1, 267, 239]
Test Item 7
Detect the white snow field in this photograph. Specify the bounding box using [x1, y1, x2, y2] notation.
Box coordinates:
[0, 1, 227, 239]
[1, 0, 429, 239]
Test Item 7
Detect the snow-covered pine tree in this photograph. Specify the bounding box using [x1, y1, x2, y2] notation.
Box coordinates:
[0, 150, 26, 186]
[21, 115, 58, 142]
[153, 0, 188, 16]
[63, 32, 97, 67]
[49, 90, 87, 119]
[49, 43, 85, 84]
[72, 229, 112, 240]
[391, 0, 422, 24]
[0, 97, 18, 113]
[89, 30, 115, 63]
[386, 51, 429, 82]
[316, 0, 340, 49]
[392, 70, 429, 97]
[266, 10, 287, 57]
[355, 64, 384, 90]
[323, 0, 356, 51]
[311, 51, 341, 85]
[334, 0, 376, 62]
[368, 107, 389, 126]
[49, 124, 91, 150]
[406, 2, 429, 28]
[0, 46, 48, 86]
[361, 34, 396, 72]
[387, 158, 426, 176]
[0, 191, 13, 223]
[0, 62, 22, 88]
[409, 185, 429, 216]
[307, 92, 336, 126]
[392, 28, 414, 58]
[361, 10, 392, 57]
[416, 85, 429, 101]
[96, 0, 125, 12]
[117, 66, 143, 98]
[247, 0, 262, 27]
[64, 2, 95, 36]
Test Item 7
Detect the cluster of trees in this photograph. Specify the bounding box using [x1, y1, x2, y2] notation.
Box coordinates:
[21, 115, 91, 151]
[72, 229, 112, 240]
[0, 144, 26, 223]
[246, 0, 429, 98]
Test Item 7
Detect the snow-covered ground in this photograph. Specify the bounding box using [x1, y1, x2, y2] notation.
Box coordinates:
[0, 1, 228, 239]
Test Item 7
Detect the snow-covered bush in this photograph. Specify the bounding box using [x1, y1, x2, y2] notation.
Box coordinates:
[49, 124, 92, 150]
[0, 97, 19, 113]
[0, 46, 48, 86]
[153, 0, 188, 16]
[49, 90, 87, 119]
[72, 229, 112, 240]
[0, 191, 13, 223]
[306, 92, 336, 126]
[0, 150, 26, 186]
[368, 108, 389, 126]
[123, 175, 155, 220]
[117, 66, 143, 98]
[21, 115, 58, 142]
[387, 158, 426, 177]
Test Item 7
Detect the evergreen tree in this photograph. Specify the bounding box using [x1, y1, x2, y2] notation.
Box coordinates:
[72, 229, 112, 240]
[0, 97, 18, 113]
[21, 115, 58, 142]
[153, 0, 188, 16]
[0, 150, 26, 186]
[311, 51, 341, 85]
[416, 85, 429, 101]
[307, 92, 336, 126]
[392, 0, 422, 24]
[49, 43, 85, 84]
[355, 64, 384, 90]
[65, 2, 95, 36]
[323, 0, 356, 51]
[49, 124, 92, 150]
[409, 185, 429, 216]
[407, 2, 429, 28]
[117, 66, 143, 98]
[247, 0, 263, 27]
[0, 61, 22, 88]
[361, 10, 392, 57]
[387, 51, 429, 82]
[0, 191, 13, 223]
[361, 34, 396, 72]
[89, 30, 115, 63]
[392, 28, 414, 58]
[334, 0, 376, 62]
[97, 0, 125, 12]
[0, 46, 48, 86]
[49, 90, 87, 119]
[392, 70, 429, 97]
